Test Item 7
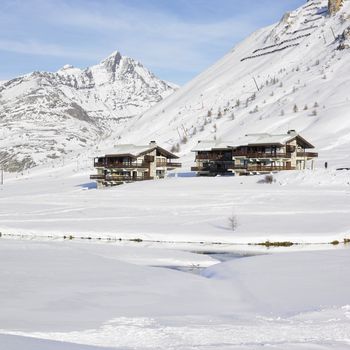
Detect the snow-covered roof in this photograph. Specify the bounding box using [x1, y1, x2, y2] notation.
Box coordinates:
[105, 144, 152, 157]
[243, 133, 296, 146]
[103, 143, 179, 159]
[192, 140, 224, 152]
[192, 131, 314, 151]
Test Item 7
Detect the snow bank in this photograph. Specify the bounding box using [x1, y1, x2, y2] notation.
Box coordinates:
[203, 249, 350, 315]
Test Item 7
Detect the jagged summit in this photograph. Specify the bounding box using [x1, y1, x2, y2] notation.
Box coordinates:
[100, 51, 123, 72]
[0, 51, 176, 171]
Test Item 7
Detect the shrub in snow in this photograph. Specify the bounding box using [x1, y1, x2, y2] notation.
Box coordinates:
[250, 105, 259, 114]
[258, 240, 294, 247]
[258, 174, 274, 184]
[293, 104, 298, 113]
[228, 213, 238, 231]
[170, 143, 180, 153]
[304, 105, 308, 110]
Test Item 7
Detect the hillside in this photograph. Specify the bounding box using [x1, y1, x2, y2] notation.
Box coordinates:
[0, 52, 176, 171]
[120, 0, 350, 168]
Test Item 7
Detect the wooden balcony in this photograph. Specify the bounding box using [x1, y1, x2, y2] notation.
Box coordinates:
[156, 161, 182, 168]
[232, 165, 296, 171]
[232, 151, 292, 159]
[192, 165, 295, 172]
[94, 162, 149, 169]
[297, 152, 318, 158]
[90, 174, 152, 181]
[195, 154, 232, 161]
[90, 174, 105, 180]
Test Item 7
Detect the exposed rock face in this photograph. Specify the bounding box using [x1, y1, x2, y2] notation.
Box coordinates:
[0, 51, 177, 172]
[337, 26, 350, 50]
[328, 0, 344, 14]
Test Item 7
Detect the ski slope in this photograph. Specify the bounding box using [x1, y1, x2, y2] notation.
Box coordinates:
[117, 0, 350, 169]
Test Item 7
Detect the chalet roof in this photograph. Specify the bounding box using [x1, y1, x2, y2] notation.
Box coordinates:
[191, 140, 232, 152]
[243, 132, 315, 148]
[104, 143, 179, 159]
[192, 131, 315, 151]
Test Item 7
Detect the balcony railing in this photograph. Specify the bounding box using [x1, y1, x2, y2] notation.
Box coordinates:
[94, 162, 149, 169]
[231, 151, 292, 159]
[232, 165, 296, 171]
[195, 154, 233, 161]
[90, 174, 152, 181]
[90, 174, 105, 180]
[297, 152, 318, 158]
[156, 161, 182, 168]
[192, 165, 295, 172]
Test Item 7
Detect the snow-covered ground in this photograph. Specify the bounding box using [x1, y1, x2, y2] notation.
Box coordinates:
[0, 239, 349, 349]
[1, 165, 350, 244]
[1, 165, 350, 348]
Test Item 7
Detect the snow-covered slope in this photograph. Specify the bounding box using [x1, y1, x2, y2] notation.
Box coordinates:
[121, 0, 350, 168]
[0, 52, 176, 171]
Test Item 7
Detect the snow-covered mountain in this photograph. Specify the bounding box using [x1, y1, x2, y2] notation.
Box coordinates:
[120, 0, 350, 167]
[0, 51, 176, 171]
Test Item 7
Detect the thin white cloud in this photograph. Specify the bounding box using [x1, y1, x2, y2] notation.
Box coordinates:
[31, 0, 258, 72]
[0, 0, 298, 83]
[0, 39, 99, 60]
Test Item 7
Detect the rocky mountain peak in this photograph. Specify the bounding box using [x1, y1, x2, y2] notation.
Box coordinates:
[100, 51, 123, 73]
[0, 50, 176, 172]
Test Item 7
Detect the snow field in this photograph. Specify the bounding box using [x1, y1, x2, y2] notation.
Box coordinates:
[0, 240, 349, 349]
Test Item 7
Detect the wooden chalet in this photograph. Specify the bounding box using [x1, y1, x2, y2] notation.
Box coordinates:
[191, 130, 318, 176]
[91, 141, 181, 187]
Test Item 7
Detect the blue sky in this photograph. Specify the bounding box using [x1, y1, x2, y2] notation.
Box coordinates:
[0, 0, 305, 85]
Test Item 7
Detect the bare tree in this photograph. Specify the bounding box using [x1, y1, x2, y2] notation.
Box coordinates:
[228, 213, 238, 231]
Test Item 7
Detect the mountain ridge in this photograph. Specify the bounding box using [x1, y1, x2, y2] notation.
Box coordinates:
[0, 51, 176, 171]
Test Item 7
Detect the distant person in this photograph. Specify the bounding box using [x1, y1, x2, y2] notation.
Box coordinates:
[324, 162, 328, 169]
